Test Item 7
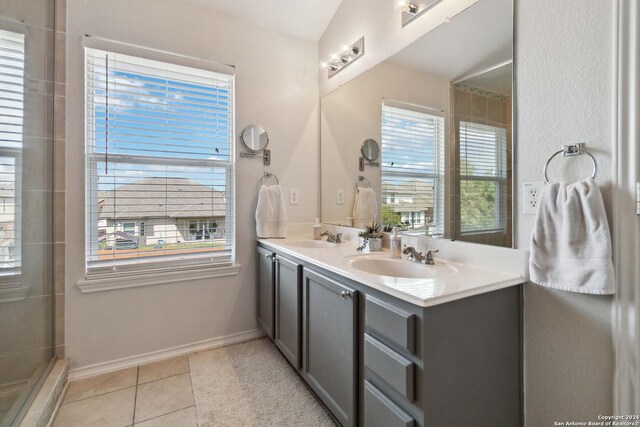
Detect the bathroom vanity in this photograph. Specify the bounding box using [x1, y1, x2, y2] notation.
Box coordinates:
[256, 238, 524, 427]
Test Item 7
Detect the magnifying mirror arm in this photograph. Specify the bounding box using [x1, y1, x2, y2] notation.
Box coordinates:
[240, 149, 271, 165]
[359, 156, 380, 171]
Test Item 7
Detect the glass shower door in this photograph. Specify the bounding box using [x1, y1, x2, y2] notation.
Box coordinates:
[0, 0, 56, 425]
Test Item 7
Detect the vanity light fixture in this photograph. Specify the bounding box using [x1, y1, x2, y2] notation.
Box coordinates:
[395, 0, 444, 27]
[319, 37, 365, 79]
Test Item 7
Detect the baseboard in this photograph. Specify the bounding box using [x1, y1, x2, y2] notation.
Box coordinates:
[68, 328, 265, 381]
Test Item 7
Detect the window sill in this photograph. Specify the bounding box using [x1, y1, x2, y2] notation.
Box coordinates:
[77, 263, 241, 293]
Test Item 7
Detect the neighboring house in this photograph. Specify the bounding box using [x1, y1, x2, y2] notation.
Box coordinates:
[97, 177, 227, 247]
[382, 179, 434, 229]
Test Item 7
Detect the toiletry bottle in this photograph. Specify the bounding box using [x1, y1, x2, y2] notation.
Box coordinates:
[390, 227, 401, 259]
[313, 218, 322, 240]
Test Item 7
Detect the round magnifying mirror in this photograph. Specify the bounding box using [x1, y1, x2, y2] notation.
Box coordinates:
[361, 139, 380, 161]
[241, 125, 269, 152]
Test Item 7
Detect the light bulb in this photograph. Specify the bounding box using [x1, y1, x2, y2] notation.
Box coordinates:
[394, 0, 418, 14]
[340, 43, 352, 54]
[394, 0, 409, 10]
[330, 52, 340, 62]
[319, 61, 330, 70]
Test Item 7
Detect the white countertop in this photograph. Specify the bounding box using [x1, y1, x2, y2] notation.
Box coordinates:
[258, 236, 525, 308]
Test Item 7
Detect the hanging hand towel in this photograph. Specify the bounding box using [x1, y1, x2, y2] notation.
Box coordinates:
[352, 187, 377, 229]
[529, 178, 615, 294]
[255, 185, 287, 238]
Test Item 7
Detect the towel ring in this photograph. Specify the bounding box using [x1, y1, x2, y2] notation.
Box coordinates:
[260, 172, 279, 185]
[356, 176, 370, 190]
[543, 144, 597, 183]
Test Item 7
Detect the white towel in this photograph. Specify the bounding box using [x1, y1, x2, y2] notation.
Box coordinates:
[529, 178, 615, 294]
[352, 187, 377, 229]
[255, 185, 287, 238]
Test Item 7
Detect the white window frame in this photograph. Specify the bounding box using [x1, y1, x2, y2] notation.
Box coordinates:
[82, 37, 237, 282]
[457, 120, 508, 235]
[0, 28, 25, 282]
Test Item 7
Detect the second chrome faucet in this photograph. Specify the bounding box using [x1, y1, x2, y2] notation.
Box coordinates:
[402, 246, 439, 265]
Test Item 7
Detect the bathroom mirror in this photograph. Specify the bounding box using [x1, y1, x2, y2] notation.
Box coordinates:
[320, 0, 513, 248]
[241, 125, 269, 152]
[361, 139, 380, 161]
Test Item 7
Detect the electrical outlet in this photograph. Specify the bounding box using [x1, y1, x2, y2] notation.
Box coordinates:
[522, 181, 545, 215]
[289, 188, 299, 205]
[336, 190, 345, 205]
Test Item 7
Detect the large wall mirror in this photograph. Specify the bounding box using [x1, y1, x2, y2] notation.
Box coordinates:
[320, 0, 513, 247]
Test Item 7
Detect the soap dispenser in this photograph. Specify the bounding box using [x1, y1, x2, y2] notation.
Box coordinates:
[313, 218, 322, 240]
[390, 227, 401, 259]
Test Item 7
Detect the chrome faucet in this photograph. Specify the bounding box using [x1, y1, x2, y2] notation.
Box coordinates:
[402, 246, 439, 265]
[320, 231, 342, 243]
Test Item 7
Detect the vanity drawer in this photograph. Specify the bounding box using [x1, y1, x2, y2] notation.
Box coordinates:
[364, 380, 415, 427]
[365, 334, 415, 401]
[366, 295, 415, 354]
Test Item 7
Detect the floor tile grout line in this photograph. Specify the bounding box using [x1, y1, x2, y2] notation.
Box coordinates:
[132, 366, 139, 425]
[137, 369, 191, 386]
[186, 354, 200, 424]
[131, 404, 196, 426]
[64, 366, 190, 405]
[60, 384, 137, 406]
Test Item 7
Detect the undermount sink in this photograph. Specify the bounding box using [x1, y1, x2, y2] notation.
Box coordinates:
[284, 240, 338, 249]
[343, 254, 457, 279]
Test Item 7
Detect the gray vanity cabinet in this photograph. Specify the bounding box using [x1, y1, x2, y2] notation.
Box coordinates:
[302, 268, 358, 427]
[274, 255, 302, 369]
[256, 242, 521, 427]
[256, 246, 275, 339]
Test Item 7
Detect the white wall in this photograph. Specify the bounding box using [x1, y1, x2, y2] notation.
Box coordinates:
[516, 0, 614, 424]
[66, 0, 319, 369]
[321, 61, 449, 224]
[321, 0, 616, 424]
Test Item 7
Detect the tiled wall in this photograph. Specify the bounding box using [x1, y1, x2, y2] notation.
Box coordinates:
[53, 0, 66, 359]
[448, 84, 513, 248]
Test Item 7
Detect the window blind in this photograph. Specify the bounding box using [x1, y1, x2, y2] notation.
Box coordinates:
[84, 46, 234, 274]
[458, 121, 507, 234]
[0, 29, 24, 275]
[381, 103, 444, 234]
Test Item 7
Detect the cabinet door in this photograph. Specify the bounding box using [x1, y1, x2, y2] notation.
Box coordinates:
[302, 269, 358, 427]
[256, 246, 275, 339]
[275, 256, 302, 369]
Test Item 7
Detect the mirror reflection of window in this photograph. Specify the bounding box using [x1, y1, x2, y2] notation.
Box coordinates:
[458, 121, 508, 233]
[0, 29, 24, 276]
[452, 67, 512, 247]
[381, 101, 445, 235]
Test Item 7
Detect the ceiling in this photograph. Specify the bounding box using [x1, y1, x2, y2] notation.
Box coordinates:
[460, 62, 512, 96]
[181, 0, 343, 41]
[388, 0, 512, 82]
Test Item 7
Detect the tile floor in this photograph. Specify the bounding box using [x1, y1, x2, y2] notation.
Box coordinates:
[54, 356, 197, 427]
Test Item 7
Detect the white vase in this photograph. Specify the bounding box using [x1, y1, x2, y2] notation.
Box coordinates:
[368, 237, 383, 251]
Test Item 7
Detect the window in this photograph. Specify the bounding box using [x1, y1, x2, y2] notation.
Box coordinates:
[0, 29, 24, 275]
[381, 101, 445, 234]
[85, 42, 234, 274]
[457, 121, 507, 234]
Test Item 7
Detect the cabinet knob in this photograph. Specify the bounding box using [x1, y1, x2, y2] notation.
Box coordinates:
[341, 291, 352, 299]
[266, 254, 276, 260]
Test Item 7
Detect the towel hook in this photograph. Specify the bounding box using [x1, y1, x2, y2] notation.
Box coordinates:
[260, 172, 279, 185]
[543, 143, 597, 183]
[356, 175, 370, 190]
